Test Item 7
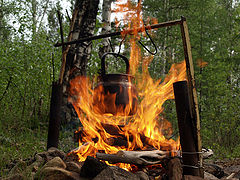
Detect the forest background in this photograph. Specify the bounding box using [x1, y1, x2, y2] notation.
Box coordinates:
[0, 0, 239, 173]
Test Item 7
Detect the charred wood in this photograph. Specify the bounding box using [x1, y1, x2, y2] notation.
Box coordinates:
[47, 82, 63, 149]
[74, 123, 174, 151]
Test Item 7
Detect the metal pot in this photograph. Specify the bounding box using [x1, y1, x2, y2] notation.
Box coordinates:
[93, 52, 138, 116]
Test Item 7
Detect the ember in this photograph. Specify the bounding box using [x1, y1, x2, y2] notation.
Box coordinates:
[68, 0, 187, 171]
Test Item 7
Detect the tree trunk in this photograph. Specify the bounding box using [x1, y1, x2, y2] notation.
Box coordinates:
[98, 0, 112, 58]
[62, 0, 99, 124]
[31, 0, 37, 38]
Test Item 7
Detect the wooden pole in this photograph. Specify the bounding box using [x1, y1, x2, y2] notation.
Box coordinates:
[180, 16, 203, 177]
[46, 10, 68, 150]
[54, 19, 182, 47]
[47, 81, 62, 149]
[173, 81, 200, 176]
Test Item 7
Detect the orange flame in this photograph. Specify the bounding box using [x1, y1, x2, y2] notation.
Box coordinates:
[197, 58, 208, 68]
[68, 0, 187, 171]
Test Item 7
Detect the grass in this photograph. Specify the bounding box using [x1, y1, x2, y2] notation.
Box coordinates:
[0, 119, 78, 178]
[0, 125, 47, 176]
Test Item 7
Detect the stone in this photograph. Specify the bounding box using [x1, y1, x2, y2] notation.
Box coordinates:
[64, 151, 80, 163]
[42, 157, 66, 169]
[93, 166, 140, 180]
[224, 165, 240, 174]
[135, 171, 149, 180]
[47, 147, 66, 159]
[35, 154, 44, 162]
[184, 175, 204, 180]
[80, 156, 108, 178]
[8, 160, 27, 176]
[225, 170, 240, 179]
[36, 151, 53, 162]
[66, 161, 81, 173]
[27, 161, 43, 173]
[3, 173, 24, 180]
[204, 172, 219, 179]
[39, 167, 82, 180]
[204, 163, 224, 179]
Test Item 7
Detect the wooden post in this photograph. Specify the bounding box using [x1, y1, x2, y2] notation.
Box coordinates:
[47, 81, 62, 149]
[46, 10, 67, 150]
[173, 81, 200, 176]
[180, 17, 203, 177]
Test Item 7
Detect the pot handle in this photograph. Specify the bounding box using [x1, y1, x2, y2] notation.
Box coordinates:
[101, 52, 130, 75]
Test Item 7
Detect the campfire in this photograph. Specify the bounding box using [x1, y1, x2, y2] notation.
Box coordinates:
[3, 1, 239, 180]
[43, 0, 205, 179]
[68, 0, 186, 173]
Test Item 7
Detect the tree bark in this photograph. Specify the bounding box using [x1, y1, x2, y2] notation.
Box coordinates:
[61, 0, 99, 124]
[98, 0, 112, 58]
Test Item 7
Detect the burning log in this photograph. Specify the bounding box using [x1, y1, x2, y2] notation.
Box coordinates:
[74, 123, 174, 151]
[96, 150, 171, 165]
[74, 125, 128, 147]
[104, 137, 128, 147]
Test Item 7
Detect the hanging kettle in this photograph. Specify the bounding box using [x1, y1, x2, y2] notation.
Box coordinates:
[93, 52, 138, 116]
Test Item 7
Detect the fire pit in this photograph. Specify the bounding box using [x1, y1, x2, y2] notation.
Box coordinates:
[47, 1, 203, 179]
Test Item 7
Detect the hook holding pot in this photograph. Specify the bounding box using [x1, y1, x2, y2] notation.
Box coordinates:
[138, 27, 158, 55]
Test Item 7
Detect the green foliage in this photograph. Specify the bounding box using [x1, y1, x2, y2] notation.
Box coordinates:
[0, 126, 47, 176]
[0, 0, 66, 171]
[199, 59, 240, 157]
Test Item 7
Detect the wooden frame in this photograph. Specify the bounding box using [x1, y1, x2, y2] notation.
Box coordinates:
[52, 17, 203, 177]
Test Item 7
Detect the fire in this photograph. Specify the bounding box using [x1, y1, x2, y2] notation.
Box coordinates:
[68, 0, 187, 170]
[197, 58, 208, 68]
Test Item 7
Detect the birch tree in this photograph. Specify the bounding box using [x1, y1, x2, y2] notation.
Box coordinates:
[99, 0, 112, 58]
[61, 0, 100, 124]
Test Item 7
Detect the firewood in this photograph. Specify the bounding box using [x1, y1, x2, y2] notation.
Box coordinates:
[74, 124, 174, 151]
[74, 124, 125, 143]
[105, 137, 128, 147]
[101, 123, 125, 136]
[96, 150, 170, 165]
